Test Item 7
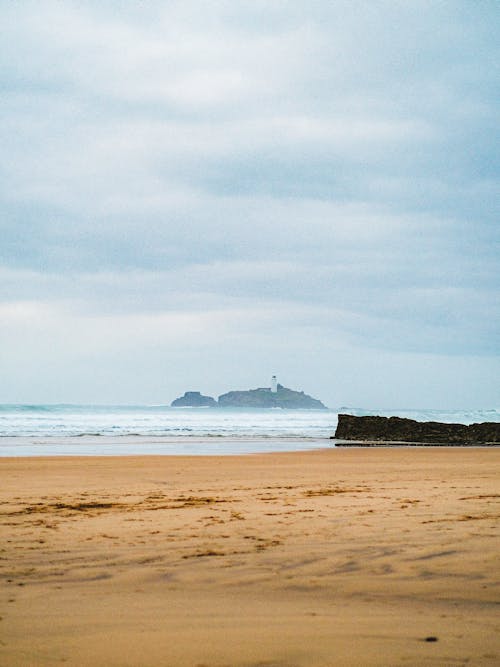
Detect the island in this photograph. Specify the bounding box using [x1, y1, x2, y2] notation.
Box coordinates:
[334, 414, 500, 445]
[171, 391, 217, 407]
[171, 380, 327, 409]
[218, 383, 326, 409]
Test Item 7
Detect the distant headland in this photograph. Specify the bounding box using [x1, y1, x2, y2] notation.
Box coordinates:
[171, 377, 327, 409]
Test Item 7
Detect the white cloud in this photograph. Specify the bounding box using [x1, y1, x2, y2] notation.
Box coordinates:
[0, 0, 498, 405]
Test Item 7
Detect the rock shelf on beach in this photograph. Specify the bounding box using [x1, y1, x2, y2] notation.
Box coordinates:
[334, 414, 500, 445]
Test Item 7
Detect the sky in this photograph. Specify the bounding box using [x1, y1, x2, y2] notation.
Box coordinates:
[1, 0, 499, 409]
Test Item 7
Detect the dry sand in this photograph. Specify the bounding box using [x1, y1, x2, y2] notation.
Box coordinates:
[1, 447, 499, 666]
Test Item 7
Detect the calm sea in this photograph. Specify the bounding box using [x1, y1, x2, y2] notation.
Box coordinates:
[0, 404, 498, 456]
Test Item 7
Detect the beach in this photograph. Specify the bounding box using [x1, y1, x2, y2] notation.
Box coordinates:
[1, 447, 499, 666]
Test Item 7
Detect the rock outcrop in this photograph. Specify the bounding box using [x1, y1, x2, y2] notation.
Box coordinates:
[218, 384, 327, 409]
[171, 391, 217, 407]
[334, 414, 500, 445]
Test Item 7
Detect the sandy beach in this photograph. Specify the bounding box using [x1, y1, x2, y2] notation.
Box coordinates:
[1, 447, 499, 666]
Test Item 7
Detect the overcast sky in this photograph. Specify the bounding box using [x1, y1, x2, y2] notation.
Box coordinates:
[1, 1, 498, 408]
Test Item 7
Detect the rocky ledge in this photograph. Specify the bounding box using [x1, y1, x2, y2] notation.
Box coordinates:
[334, 414, 500, 445]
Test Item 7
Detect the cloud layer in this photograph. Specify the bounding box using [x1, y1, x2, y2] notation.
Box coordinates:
[1, 1, 498, 406]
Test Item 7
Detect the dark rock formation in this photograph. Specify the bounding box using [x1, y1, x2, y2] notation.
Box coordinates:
[218, 384, 327, 409]
[334, 414, 500, 445]
[171, 391, 217, 407]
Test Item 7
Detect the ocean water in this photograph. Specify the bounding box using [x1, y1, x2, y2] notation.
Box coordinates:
[0, 404, 498, 456]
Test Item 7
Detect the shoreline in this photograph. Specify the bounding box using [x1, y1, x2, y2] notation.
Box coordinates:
[0, 435, 331, 457]
[1, 447, 499, 666]
[335, 440, 500, 447]
[2, 434, 499, 458]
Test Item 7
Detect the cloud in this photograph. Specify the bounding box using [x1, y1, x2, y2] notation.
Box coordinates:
[0, 0, 498, 405]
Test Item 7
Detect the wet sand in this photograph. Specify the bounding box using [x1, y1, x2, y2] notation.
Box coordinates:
[1, 447, 499, 666]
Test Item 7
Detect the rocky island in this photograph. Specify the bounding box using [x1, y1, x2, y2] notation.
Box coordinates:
[218, 384, 326, 409]
[171, 391, 217, 407]
[171, 378, 327, 409]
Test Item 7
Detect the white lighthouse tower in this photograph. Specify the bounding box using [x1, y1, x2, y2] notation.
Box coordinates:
[271, 375, 278, 393]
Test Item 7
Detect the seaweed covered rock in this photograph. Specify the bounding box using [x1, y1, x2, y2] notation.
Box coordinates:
[334, 414, 500, 444]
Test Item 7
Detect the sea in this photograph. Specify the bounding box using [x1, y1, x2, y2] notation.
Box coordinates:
[0, 404, 498, 456]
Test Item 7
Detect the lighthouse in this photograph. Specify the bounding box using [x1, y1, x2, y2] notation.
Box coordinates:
[271, 375, 278, 393]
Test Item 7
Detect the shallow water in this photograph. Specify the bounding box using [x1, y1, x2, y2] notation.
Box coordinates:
[0, 405, 497, 456]
[0, 435, 331, 457]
